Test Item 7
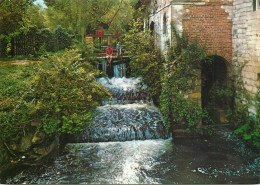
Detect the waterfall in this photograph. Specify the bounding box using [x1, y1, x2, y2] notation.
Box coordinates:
[77, 77, 170, 142]
[98, 77, 151, 104]
[6, 77, 260, 184]
[98, 59, 128, 78]
[113, 63, 126, 78]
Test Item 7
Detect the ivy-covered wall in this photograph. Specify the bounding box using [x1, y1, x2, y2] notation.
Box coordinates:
[147, 0, 233, 111]
[146, 0, 259, 146]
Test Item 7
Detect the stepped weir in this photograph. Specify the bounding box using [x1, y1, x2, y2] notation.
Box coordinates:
[5, 33, 260, 183]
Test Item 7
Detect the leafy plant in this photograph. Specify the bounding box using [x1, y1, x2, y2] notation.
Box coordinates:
[228, 87, 260, 148]
[124, 18, 165, 105]
[159, 26, 212, 130]
[28, 49, 111, 136]
[125, 20, 212, 131]
[225, 60, 260, 148]
[0, 49, 111, 169]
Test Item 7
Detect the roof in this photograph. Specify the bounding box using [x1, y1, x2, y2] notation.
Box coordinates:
[87, 30, 121, 38]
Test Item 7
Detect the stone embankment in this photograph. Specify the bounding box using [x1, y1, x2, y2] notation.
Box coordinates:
[0, 122, 58, 181]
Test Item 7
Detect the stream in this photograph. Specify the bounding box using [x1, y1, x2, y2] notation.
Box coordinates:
[6, 77, 260, 184]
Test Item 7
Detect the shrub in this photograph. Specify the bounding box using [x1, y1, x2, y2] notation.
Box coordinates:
[227, 62, 260, 148]
[39, 28, 56, 52]
[0, 35, 10, 57]
[125, 20, 211, 131]
[160, 41, 212, 130]
[124, 19, 165, 105]
[54, 26, 73, 51]
[0, 65, 34, 144]
[0, 49, 111, 148]
[28, 49, 111, 136]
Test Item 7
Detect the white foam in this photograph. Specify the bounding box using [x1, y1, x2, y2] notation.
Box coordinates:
[66, 139, 172, 184]
[97, 103, 158, 111]
[98, 77, 146, 91]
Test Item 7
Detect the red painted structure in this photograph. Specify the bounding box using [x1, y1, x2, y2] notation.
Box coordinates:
[88, 30, 121, 38]
[86, 30, 127, 57]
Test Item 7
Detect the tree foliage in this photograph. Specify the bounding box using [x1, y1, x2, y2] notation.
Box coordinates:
[0, 49, 111, 145]
[27, 4, 45, 29]
[125, 20, 212, 131]
[43, 0, 138, 35]
[0, 0, 35, 35]
[124, 18, 165, 105]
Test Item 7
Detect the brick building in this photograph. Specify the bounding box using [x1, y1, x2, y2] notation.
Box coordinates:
[147, 0, 260, 115]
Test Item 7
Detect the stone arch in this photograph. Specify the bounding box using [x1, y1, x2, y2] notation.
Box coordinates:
[201, 55, 230, 109]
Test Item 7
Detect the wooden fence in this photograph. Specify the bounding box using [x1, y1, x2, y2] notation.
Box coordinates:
[11, 33, 39, 56]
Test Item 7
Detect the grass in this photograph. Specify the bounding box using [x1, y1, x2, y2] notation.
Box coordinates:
[0, 55, 38, 62]
[0, 64, 35, 100]
[0, 50, 66, 63]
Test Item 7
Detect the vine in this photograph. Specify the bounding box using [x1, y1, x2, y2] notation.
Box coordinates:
[160, 33, 213, 131]
[226, 61, 260, 148]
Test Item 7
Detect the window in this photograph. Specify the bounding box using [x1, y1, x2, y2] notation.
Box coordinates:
[150, 21, 155, 35]
[163, 13, 167, 34]
[253, 0, 260, 11]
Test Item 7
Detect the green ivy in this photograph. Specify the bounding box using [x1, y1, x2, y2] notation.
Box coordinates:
[125, 20, 212, 132]
[229, 87, 260, 148]
[124, 18, 165, 105]
[159, 25, 213, 131]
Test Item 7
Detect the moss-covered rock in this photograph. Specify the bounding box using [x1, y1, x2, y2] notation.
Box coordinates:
[19, 133, 34, 152]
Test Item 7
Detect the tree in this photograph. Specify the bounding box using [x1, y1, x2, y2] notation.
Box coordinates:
[27, 4, 45, 29]
[43, 0, 139, 36]
[0, 0, 36, 35]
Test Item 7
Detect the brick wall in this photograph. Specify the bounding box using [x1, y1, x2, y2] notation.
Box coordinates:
[182, 1, 233, 63]
[148, 0, 260, 115]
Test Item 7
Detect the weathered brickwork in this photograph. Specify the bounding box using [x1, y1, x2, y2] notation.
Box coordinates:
[148, 0, 233, 63]
[182, 2, 233, 63]
[148, 0, 260, 114]
[232, 0, 260, 100]
[148, 0, 233, 108]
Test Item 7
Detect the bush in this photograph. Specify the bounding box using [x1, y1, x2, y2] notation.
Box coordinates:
[28, 49, 111, 136]
[227, 64, 260, 148]
[0, 49, 111, 148]
[160, 41, 212, 130]
[125, 20, 211, 131]
[0, 35, 10, 57]
[40, 28, 56, 52]
[0, 65, 34, 144]
[124, 19, 165, 105]
[54, 26, 73, 51]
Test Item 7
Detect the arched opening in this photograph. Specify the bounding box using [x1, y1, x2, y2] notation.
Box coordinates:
[202, 56, 231, 123]
[150, 21, 155, 35]
[163, 13, 167, 34]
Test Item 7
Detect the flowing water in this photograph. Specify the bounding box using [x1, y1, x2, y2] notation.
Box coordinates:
[6, 77, 260, 184]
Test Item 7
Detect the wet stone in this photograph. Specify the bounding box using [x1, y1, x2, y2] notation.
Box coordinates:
[5, 77, 259, 184]
[77, 103, 170, 143]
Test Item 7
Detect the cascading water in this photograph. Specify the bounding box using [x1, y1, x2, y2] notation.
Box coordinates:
[113, 63, 126, 78]
[76, 77, 169, 143]
[6, 76, 260, 184]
